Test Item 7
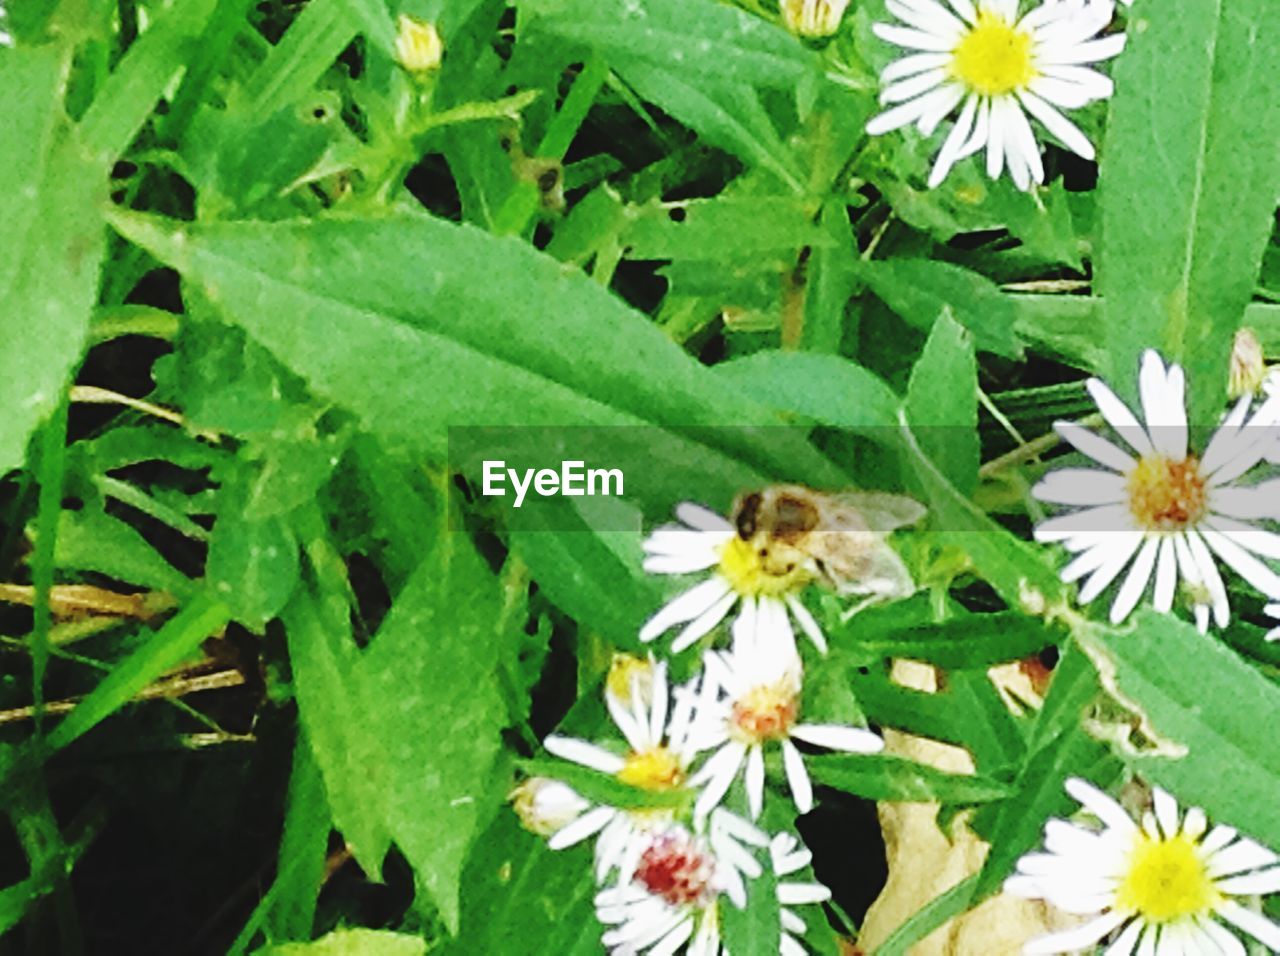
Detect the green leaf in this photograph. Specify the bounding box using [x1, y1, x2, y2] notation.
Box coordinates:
[872, 874, 979, 956]
[897, 412, 1064, 609]
[445, 812, 600, 956]
[621, 196, 827, 260]
[830, 611, 1053, 670]
[968, 644, 1115, 898]
[288, 515, 508, 933]
[106, 209, 842, 511]
[801, 200, 859, 354]
[77, 0, 218, 159]
[853, 259, 1024, 360]
[1097, 0, 1280, 418]
[1075, 610, 1280, 847]
[720, 855, 779, 956]
[0, 47, 105, 476]
[253, 928, 426, 956]
[46, 593, 232, 752]
[55, 507, 193, 596]
[207, 491, 300, 632]
[713, 352, 903, 442]
[808, 754, 1011, 804]
[524, 0, 818, 89]
[907, 311, 979, 496]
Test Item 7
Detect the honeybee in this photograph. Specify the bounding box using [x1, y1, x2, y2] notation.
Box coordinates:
[730, 484, 926, 604]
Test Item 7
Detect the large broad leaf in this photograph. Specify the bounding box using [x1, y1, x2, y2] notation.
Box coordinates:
[1096, 0, 1280, 418]
[0, 48, 105, 475]
[445, 813, 600, 956]
[1075, 610, 1280, 847]
[105, 209, 842, 514]
[288, 516, 508, 933]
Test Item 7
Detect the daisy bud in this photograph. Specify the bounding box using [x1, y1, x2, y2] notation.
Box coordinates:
[606, 652, 655, 709]
[508, 778, 588, 838]
[1228, 327, 1266, 399]
[393, 14, 443, 74]
[780, 0, 850, 38]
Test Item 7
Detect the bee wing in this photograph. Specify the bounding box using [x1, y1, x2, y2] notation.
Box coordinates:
[832, 491, 927, 533]
[834, 540, 917, 600]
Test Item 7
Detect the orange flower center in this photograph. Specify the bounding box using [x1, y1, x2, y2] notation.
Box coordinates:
[1126, 455, 1208, 531]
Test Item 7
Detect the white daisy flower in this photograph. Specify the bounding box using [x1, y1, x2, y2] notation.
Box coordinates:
[509, 777, 591, 838]
[1265, 604, 1280, 642]
[640, 502, 830, 655]
[1006, 777, 1280, 954]
[769, 832, 834, 956]
[687, 609, 884, 820]
[544, 660, 709, 884]
[594, 810, 768, 956]
[865, 0, 1126, 190]
[1032, 349, 1280, 630]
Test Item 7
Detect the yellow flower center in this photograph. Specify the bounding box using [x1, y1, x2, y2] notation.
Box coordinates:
[950, 9, 1036, 97]
[1115, 833, 1219, 923]
[1126, 455, 1208, 532]
[731, 682, 800, 744]
[717, 536, 810, 598]
[617, 746, 685, 791]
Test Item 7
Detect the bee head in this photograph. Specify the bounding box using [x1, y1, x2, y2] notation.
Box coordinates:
[734, 492, 762, 540]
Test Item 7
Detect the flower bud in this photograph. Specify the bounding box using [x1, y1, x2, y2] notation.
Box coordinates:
[1228, 327, 1266, 400]
[606, 652, 655, 710]
[508, 778, 588, 838]
[393, 14, 443, 74]
[780, 0, 851, 38]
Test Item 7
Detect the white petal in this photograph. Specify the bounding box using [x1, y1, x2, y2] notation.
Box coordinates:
[1076, 532, 1146, 603]
[1153, 536, 1178, 612]
[1201, 527, 1280, 600]
[1034, 468, 1129, 506]
[1087, 378, 1154, 457]
[781, 739, 814, 814]
[790, 723, 885, 753]
[928, 93, 979, 188]
[881, 50, 953, 83]
[640, 577, 733, 643]
[777, 882, 832, 905]
[548, 805, 615, 849]
[677, 502, 733, 532]
[1066, 777, 1138, 834]
[1216, 866, 1280, 896]
[1110, 536, 1159, 623]
[1152, 786, 1180, 840]
[544, 735, 625, 775]
[1024, 910, 1130, 954]
[1215, 901, 1280, 952]
[1017, 88, 1096, 159]
[670, 589, 739, 653]
[746, 744, 766, 820]
[873, 21, 959, 52]
[1055, 420, 1136, 473]
[785, 595, 828, 655]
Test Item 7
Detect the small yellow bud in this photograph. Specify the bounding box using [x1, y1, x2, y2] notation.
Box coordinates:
[606, 652, 655, 709]
[780, 0, 851, 38]
[1228, 327, 1266, 399]
[393, 14, 443, 74]
[508, 778, 588, 837]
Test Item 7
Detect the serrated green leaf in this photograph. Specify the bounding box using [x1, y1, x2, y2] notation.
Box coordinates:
[106, 209, 842, 511]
